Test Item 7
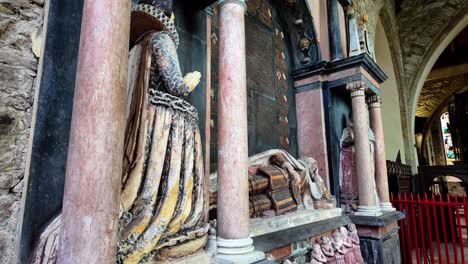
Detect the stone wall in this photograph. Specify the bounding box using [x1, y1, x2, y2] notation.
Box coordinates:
[353, 0, 384, 42]
[0, 0, 43, 262]
[375, 18, 406, 162]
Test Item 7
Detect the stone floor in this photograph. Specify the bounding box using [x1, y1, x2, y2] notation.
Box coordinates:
[411, 242, 468, 264]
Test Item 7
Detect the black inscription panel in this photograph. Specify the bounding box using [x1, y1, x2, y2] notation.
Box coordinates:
[246, 15, 275, 98]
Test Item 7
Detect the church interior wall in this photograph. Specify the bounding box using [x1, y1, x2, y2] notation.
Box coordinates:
[374, 18, 406, 162]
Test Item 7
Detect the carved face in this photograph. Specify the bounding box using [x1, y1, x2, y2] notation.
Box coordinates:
[312, 244, 321, 253]
[301, 156, 317, 174]
[321, 236, 331, 245]
[333, 231, 342, 241]
[348, 223, 357, 232]
[340, 227, 348, 237]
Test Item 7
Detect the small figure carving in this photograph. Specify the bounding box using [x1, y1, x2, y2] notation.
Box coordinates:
[299, 157, 336, 209]
[331, 231, 346, 264]
[321, 236, 336, 264]
[298, 33, 312, 64]
[310, 243, 327, 264]
[347, 224, 364, 263]
[340, 227, 357, 264]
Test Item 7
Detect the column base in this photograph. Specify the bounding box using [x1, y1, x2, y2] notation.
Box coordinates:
[380, 202, 396, 212]
[212, 237, 265, 264]
[355, 205, 383, 216]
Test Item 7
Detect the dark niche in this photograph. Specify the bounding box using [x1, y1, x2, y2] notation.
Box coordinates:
[271, 0, 321, 70]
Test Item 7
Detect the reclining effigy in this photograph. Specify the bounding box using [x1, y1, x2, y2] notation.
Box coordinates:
[209, 149, 336, 218]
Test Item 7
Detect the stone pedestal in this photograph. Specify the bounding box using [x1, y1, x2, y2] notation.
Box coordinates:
[349, 211, 404, 264]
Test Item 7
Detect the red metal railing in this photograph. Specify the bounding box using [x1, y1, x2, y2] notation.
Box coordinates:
[391, 193, 468, 264]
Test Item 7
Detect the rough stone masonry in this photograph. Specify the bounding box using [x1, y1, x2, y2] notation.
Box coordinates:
[0, 0, 43, 262]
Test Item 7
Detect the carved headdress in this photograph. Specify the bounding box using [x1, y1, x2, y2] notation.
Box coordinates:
[130, 0, 179, 47]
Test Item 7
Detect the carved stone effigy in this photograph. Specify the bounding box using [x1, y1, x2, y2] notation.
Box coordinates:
[339, 120, 379, 212]
[209, 149, 336, 218]
[331, 230, 347, 264]
[310, 243, 327, 264]
[314, 227, 364, 264]
[347, 224, 364, 264]
[320, 236, 336, 264]
[32, 1, 208, 264]
[339, 227, 356, 264]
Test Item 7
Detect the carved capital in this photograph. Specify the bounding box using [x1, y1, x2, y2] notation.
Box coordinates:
[217, 0, 247, 10]
[346, 80, 366, 98]
[366, 95, 382, 109]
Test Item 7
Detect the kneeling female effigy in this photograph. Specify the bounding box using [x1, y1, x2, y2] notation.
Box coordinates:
[33, 1, 208, 263]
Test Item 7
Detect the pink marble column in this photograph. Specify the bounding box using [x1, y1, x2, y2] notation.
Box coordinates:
[346, 81, 382, 216]
[57, 0, 130, 263]
[215, 0, 264, 262]
[367, 95, 395, 212]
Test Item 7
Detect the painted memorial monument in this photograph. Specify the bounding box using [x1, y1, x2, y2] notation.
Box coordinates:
[29, 0, 370, 263]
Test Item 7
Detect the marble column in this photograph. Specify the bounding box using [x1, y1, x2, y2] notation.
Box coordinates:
[214, 0, 264, 262]
[367, 95, 395, 212]
[346, 81, 382, 216]
[57, 0, 130, 263]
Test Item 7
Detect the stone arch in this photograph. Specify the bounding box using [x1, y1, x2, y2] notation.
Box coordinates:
[408, 14, 468, 166]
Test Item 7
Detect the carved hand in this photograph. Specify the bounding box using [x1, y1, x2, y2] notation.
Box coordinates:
[184, 71, 201, 93]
